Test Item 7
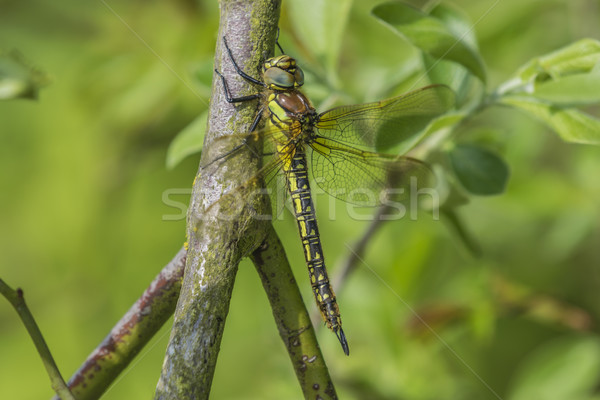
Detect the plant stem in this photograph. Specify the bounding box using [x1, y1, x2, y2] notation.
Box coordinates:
[154, 1, 282, 398]
[251, 225, 338, 399]
[0, 279, 75, 400]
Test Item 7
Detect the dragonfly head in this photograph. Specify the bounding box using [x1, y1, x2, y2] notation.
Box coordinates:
[262, 55, 304, 90]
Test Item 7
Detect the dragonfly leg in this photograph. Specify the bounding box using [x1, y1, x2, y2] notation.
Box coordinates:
[214, 69, 261, 103]
[201, 135, 260, 168]
[200, 142, 245, 169]
[249, 108, 263, 132]
[222, 37, 266, 87]
[275, 27, 285, 54]
[200, 120, 264, 169]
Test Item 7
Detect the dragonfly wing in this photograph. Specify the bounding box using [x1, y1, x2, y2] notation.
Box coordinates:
[315, 84, 454, 152]
[200, 123, 282, 169]
[208, 148, 290, 221]
[309, 136, 433, 206]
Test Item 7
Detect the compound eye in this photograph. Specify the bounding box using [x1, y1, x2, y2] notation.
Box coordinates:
[264, 67, 295, 89]
[294, 67, 304, 86]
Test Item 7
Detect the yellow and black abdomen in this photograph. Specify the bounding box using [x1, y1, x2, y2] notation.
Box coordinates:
[283, 146, 347, 353]
[268, 89, 349, 355]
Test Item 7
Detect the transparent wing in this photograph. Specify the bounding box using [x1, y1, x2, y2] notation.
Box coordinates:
[203, 139, 296, 221]
[203, 85, 451, 213]
[309, 136, 433, 206]
[200, 124, 282, 169]
[315, 84, 455, 151]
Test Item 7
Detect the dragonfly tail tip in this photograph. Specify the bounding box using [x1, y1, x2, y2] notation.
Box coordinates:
[335, 327, 350, 356]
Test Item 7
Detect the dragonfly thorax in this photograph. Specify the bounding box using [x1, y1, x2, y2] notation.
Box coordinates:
[262, 55, 305, 90]
[267, 91, 316, 139]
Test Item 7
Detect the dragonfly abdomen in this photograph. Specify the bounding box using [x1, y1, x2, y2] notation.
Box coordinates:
[284, 147, 349, 355]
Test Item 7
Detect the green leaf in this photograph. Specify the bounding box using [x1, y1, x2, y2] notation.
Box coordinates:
[508, 336, 600, 400]
[0, 49, 51, 100]
[498, 39, 600, 96]
[495, 40, 600, 142]
[193, 58, 218, 96]
[166, 112, 207, 169]
[402, 112, 465, 157]
[426, 4, 484, 106]
[448, 143, 509, 195]
[372, 87, 457, 154]
[500, 96, 600, 144]
[430, 3, 478, 51]
[422, 54, 480, 109]
[530, 38, 600, 81]
[372, 2, 486, 83]
[531, 71, 600, 106]
[286, 0, 352, 79]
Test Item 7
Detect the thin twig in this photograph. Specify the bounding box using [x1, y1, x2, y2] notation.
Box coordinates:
[251, 224, 338, 399]
[0, 279, 75, 400]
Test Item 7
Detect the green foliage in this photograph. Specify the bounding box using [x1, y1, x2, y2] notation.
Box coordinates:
[0, 49, 50, 100]
[286, 0, 353, 82]
[502, 39, 600, 89]
[507, 335, 600, 400]
[2, 1, 600, 400]
[496, 39, 600, 145]
[531, 72, 600, 106]
[166, 111, 207, 169]
[372, 2, 487, 83]
[448, 143, 509, 195]
[500, 96, 600, 144]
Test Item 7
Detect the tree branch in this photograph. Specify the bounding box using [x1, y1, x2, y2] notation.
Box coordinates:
[154, 1, 282, 398]
[251, 225, 338, 399]
[53, 247, 187, 400]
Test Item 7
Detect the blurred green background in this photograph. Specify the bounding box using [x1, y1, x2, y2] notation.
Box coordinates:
[2, 0, 600, 399]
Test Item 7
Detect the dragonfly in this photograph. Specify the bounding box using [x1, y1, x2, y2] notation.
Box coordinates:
[208, 36, 454, 356]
